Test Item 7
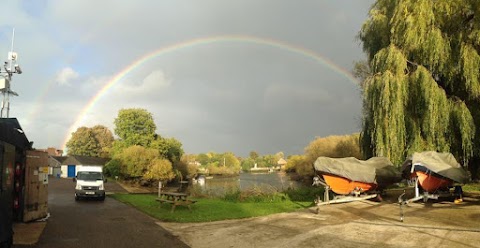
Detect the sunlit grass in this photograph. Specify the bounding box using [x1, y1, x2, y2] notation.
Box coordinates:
[110, 193, 313, 223]
[463, 183, 480, 192]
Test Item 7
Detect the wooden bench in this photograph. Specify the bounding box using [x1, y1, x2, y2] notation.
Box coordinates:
[156, 198, 197, 212]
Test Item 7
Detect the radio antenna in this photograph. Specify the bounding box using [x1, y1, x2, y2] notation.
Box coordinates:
[9, 28, 15, 73]
[0, 28, 22, 118]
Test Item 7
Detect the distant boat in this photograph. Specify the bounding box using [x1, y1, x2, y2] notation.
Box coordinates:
[250, 167, 271, 172]
[193, 175, 206, 186]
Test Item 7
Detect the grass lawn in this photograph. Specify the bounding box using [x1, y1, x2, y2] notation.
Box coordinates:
[110, 193, 313, 223]
[463, 183, 480, 192]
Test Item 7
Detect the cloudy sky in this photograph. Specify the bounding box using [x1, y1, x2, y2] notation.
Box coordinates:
[1, 0, 374, 157]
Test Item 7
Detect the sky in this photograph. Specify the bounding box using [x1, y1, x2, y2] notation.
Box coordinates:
[0, 0, 375, 157]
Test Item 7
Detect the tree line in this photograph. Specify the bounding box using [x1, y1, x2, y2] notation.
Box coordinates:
[66, 108, 184, 184]
[183, 151, 286, 176]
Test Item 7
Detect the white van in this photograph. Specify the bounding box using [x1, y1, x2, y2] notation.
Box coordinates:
[73, 166, 106, 201]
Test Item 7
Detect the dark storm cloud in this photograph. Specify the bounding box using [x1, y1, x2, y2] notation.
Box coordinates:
[2, 0, 374, 156]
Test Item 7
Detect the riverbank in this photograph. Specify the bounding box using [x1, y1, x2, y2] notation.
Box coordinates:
[110, 193, 312, 222]
[114, 172, 306, 198]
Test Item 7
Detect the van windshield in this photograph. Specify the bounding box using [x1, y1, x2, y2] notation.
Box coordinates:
[77, 171, 103, 181]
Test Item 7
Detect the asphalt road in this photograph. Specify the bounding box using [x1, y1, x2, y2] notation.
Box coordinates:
[15, 177, 189, 248]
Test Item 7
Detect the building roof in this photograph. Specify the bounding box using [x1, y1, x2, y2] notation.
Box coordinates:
[38, 147, 64, 156]
[0, 118, 31, 150]
[277, 158, 287, 165]
[50, 156, 68, 163]
[61, 155, 110, 166]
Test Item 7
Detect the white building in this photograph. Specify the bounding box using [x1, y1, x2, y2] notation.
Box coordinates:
[60, 155, 109, 178]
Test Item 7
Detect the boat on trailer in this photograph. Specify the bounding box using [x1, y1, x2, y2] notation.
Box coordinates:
[313, 156, 401, 205]
[400, 151, 469, 203]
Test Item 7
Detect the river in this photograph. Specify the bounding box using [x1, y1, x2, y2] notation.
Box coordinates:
[190, 172, 302, 196]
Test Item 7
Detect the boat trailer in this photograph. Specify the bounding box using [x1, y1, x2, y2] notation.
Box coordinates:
[312, 176, 378, 207]
[397, 178, 454, 222]
[398, 177, 453, 204]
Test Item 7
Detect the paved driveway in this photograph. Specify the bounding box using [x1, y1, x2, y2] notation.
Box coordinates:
[15, 177, 188, 248]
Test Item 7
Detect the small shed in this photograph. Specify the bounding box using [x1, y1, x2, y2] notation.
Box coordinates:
[60, 155, 109, 178]
[48, 156, 67, 177]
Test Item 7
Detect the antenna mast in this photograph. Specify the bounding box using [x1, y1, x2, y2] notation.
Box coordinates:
[0, 28, 22, 118]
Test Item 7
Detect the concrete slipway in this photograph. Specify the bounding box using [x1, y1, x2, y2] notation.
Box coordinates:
[159, 195, 480, 248]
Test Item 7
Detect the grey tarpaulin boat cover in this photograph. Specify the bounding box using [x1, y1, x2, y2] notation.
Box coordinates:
[404, 151, 469, 184]
[313, 156, 401, 185]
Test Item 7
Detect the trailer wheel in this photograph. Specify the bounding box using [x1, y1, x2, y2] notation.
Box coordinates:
[376, 194, 383, 202]
[100, 195, 105, 201]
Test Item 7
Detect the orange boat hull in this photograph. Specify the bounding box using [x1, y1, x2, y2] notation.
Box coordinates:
[322, 174, 377, 195]
[416, 171, 452, 193]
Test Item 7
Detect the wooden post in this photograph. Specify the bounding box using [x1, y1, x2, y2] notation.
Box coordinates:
[158, 181, 162, 198]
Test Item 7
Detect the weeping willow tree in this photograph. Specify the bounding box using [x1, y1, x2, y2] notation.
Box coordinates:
[358, 0, 480, 177]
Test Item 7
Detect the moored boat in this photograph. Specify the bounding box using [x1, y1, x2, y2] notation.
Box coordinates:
[401, 151, 469, 193]
[415, 171, 452, 193]
[313, 156, 401, 195]
[322, 173, 376, 195]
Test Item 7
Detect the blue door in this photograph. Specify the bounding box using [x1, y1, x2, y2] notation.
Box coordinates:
[67, 165, 76, 178]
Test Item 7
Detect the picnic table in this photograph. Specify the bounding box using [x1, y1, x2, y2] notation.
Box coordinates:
[156, 192, 197, 212]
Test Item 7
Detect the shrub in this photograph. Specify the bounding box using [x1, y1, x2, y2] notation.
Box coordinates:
[223, 187, 242, 202]
[283, 186, 325, 202]
[174, 160, 198, 181]
[187, 184, 212, 198]
[304, 133, 362, 166]
[104, 159, 121, 178]
[223, 185, 287, 203]
[284, 155, 305, 172]
[143, 158, 175, 182]
[240, 158, 255, 172]
[116, 145, 159, 178]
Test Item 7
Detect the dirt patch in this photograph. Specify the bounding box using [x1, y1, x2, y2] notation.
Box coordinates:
[158, 196, 480, 248]
[115, 181, 158, 194]
[115, 181, 181, 194]
[13, 222, 47, 245]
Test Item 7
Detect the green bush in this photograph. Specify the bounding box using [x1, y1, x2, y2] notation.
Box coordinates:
[104, 159, 121, 177]
[283, 186, 324, 202]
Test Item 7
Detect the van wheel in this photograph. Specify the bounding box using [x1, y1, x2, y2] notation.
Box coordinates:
[100, 196, 105, 201]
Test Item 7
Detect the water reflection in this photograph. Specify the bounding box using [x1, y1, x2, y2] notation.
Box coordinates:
[190, 172, 301, 197]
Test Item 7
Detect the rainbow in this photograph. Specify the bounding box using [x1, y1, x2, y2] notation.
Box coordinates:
[61, 34, 360, 150]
